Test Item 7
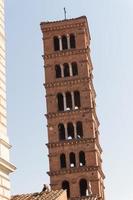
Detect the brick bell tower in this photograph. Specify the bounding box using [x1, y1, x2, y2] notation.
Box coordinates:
[40, 16, 105, 200]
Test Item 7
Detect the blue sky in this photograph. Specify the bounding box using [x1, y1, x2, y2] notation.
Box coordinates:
[5, 1, 133, 200]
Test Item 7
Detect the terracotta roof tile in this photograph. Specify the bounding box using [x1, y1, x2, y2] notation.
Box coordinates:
[11, 190, 65, 200]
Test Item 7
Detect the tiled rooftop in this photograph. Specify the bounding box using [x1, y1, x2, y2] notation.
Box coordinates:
[11, 189, 65, 200]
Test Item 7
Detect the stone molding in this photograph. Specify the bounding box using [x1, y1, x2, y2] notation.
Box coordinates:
[0, 157, 16, 173]
[47, 138, 95, 149]
[44, 77, 90, 89]
[43, 48, 89, 60]
[47, 165, 99, 176]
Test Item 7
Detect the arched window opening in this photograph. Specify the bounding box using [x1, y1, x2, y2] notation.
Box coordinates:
[62, 181, 70, 198]
[55, 65, 61, 78]
[67, 123, 74, 139]
[69, 152, 76, 167]
[66, 92, 72, 110]
[62, 35, 68, 50]
[74, 91, 81, 109]
[70, 34, 76, 49]
[57, 93, 64, 111]
[76, 121, 83, 139]
[72, 62, 78, 76]
[54, 36, 59, 51]
[79, 151, 85, 166]
[64, 63, 70, 77]
[79, 179, 88, 197]
[58, 124, 65, 140]
[60, 154, 66, 168]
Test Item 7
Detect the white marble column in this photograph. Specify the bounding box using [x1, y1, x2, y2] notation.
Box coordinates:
[58, 36, 62, 51]
[67, 34, 70, 49]
[60, 64, 64, 77]
[64, 124, 67, 139]
[63, 93, 67, 111]
[73, 123, 77, 139]
[69, 63, 73, 76]
[71, 92, 75, 109]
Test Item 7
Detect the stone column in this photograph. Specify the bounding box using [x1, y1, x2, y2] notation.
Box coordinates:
[67, 34, 70, 49]
[63, 93, 67, 111]
[58, 36, 62, 51]
[64, 124, 67, 139]
[60, 64, 64, 77]
[73, 123, 77, 139]
[71, 92, 75, 109]
[69, 63, 73, 76]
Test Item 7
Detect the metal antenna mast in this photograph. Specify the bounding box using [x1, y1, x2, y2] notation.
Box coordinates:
[64, 7, 67, 19]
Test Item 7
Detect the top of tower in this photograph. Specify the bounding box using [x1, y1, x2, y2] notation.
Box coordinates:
[40, 16, 87, 25]
[40, 16, 91, 39]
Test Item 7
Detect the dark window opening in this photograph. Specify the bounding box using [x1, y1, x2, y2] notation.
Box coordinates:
[79, 179, 88, 197]
[55, 65, 61, 78]
[64, 63, 70, 77]
[74, 91, 81, 109]
[58, 124, 65, 140]
[57, 93, 64, 111]
[67, 123, 74, 139]
[76, 121, 83, 139]
[60, 154, 66, 168]
[54, 36, 59, 51]
[62, 35, 68, 50]
[66, 92, 72, 110]
[79, 151, 85, 166]
[62, 181, 70, 198]
[69, 152, 76, 167]
[72, 62, 78, 76]
[70, 34, 76, 49]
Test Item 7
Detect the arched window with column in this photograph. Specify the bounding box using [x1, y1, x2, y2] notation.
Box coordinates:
[79, 151, 85, 166]
[66, 92, 72, 110]
[67, 123, 74, 139]
[70, 34, 76, 48]
[55, 64, 61, 78]
[53, 36, 59, 51]
[57, 93, 64, 111]
[74, 91, 81, 109]
[64, 63, 70, 77]
[69, 152, 76, 167]
[72, 62, 78, 76]
[79, 179, 88, 197]
[62, 35, 68, 50]
[60, 154, 66, 168]
[58, 123, 65, 140]
[62, 181, 70, 198]
[76, 121, 83, 138]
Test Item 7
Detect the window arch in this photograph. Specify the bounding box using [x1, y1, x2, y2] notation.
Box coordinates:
[79, 179, 88, 197]
[70, 34, 76, 48]
[55, 65, 61, 78]
[66, 92, 72, 110]
[67, 123, 74, 139]
[72, 62, 78, 76]
[76, 121, 83, 138]
[79, 151, 85, 166]
[74, 91, 81, 109]
[57, 93, 64, 111]
[60, 154, 66, 168]
[69, 152, 76, 167]
[53, 36, 59, 51]
[62, 35, 68, 50]
[64, 63, 70, 77]
[62, 181, 70, 198]
[58, 124, 65, 140]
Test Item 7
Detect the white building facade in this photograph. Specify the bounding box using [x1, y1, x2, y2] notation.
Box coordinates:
[0, 0, 16, 199]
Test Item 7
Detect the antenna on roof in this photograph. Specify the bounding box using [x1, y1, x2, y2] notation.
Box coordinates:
[64, 7, 67, 19]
